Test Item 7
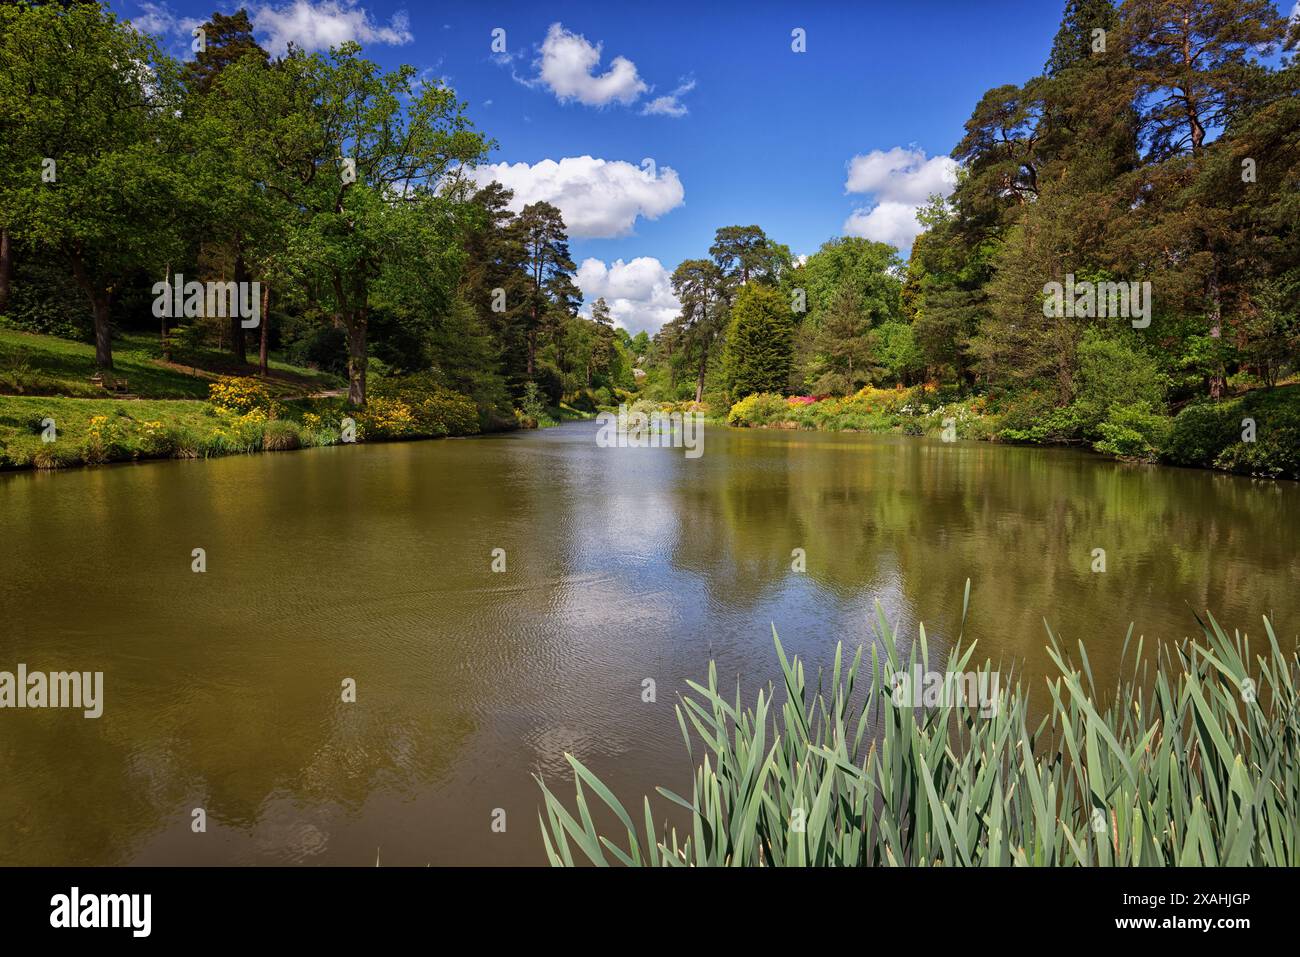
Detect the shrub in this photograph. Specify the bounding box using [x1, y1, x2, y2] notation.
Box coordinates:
[357, 395, 417, 439]
[727, 392, 789, 427]
[1093, 403, 1171, 461]
[1163, 402, 1234, 466]
[370, 373, 480, 437]
[1074, 329, 1166, 439]
[1211, 400, 1300, 479]
[208, 376, 273, 415]
[997, 392, 1086, 444]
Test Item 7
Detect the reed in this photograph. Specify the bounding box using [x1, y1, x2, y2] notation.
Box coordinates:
[536, 587, 1299, 866]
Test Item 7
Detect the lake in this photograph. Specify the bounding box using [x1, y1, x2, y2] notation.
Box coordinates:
[1, 422, 1296, 865]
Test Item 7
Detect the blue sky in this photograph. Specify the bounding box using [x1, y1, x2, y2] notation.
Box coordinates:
[115, 0, 1298, 333]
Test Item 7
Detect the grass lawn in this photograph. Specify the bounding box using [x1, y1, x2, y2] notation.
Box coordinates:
[0, 329, 353, 469]
[0, 327, 344, 399]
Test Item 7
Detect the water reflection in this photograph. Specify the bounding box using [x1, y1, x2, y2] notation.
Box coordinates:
[0, 422, 1295, 865]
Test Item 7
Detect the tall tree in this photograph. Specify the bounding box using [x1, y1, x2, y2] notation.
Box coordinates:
[724, 284, 794, 399]
[709, 225, 790, 288]
[211, 43, 488, 404]
[516, 201, 578, 379]
[184, 9, 267, 95]
[670, 258, 728, 403]
[185, 8, 271, 363]
[0, 2, 184, 369]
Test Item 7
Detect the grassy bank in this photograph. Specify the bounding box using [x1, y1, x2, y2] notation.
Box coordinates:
[537, 599, 1300, 866]
[0, 393, 352, 470]
[0, 330, 500, 471]
[720, 384, 1300, 480]
[0, 326, 342, 399]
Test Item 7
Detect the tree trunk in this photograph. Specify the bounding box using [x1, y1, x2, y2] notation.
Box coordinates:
[69, 252, 114, 370]
[0, 228, 12, 315]
[527, 327, 536, 377]
[346, 311, 368, 406]
[231, 254, 249, 363]
[694, 343, 708, 404]
[1208, 257, 1224, 399]
[259, 284, 270, 377]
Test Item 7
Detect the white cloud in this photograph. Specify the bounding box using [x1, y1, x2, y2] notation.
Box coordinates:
[516, 23, 692, 116]
[127, 2, 202, 41]
[251, 1, 413, 54]
[641, 78, 695, 117]
[537, 22, 647, 106]
[464, 156, 685, 239]
[577, 258, 680, 336]
[842, 146, 958, 250]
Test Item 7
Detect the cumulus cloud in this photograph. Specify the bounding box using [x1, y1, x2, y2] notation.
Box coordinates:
[842, 146, 958, 250]
[512, 23, 691, 116]
[537, 22, 647, 106]
[577, 258, 680, 336]
[251, 1, 413, 54]
[463, 156, 685, 239]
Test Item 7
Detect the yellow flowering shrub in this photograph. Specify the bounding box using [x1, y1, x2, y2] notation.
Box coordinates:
[208, 376, 273, 415]
[358, 395, 417, 438]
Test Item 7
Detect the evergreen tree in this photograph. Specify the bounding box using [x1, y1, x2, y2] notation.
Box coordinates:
[724, 284, 794, 399]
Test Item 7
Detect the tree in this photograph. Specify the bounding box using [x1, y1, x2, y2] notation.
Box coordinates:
[516, 201, 578, 380]
[710, 225, 790, 288]
[185, 8, 272, 363]
[211, 43, 488, 405]
[184, 9, 267, 95]
[724, 284, 794, 399]
[799, 237, 902, 327]
[0, 2, 185, 369]
[1046, 0, 1120, 76]
[1124, 0, 1286, 162]
[671, 258, 728, 403]
[591, 296, 616, 380]
[804, 287, 873, 395]
[1118, 0, 1290, 397]
[456, 181, 530, 392]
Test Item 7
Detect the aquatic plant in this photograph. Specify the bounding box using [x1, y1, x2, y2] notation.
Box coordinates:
[537, 591, 1299, 866]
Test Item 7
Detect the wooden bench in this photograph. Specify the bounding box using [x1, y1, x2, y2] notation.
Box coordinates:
[90, 374, 130, 394]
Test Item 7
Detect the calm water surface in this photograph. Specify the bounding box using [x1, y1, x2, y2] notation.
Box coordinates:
[2, 422, 1297, 865]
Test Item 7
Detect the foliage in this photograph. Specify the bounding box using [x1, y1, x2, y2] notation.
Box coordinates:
[723, 285, 794, 400]
[726, 392, 792, 427]
[370, 372, 480, 437]
[1093, 403, 1171, 461]
[207, 375, 273, 415]
[0, 394, 345, 470]
[538, 600, 1300, 866]
[1163, 387, 1300, 478]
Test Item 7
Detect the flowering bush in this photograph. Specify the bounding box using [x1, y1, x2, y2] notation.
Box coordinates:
[208, 376, 273, 415]
[727, 392, 790, 427]
[371, 373, 480, 437]
[357, 395, 417, 438]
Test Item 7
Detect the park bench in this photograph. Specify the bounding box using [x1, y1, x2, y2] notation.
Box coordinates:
[89, 373, 131, 394]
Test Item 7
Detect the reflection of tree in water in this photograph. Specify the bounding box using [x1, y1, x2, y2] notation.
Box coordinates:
[666, 429, 1300, 691]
